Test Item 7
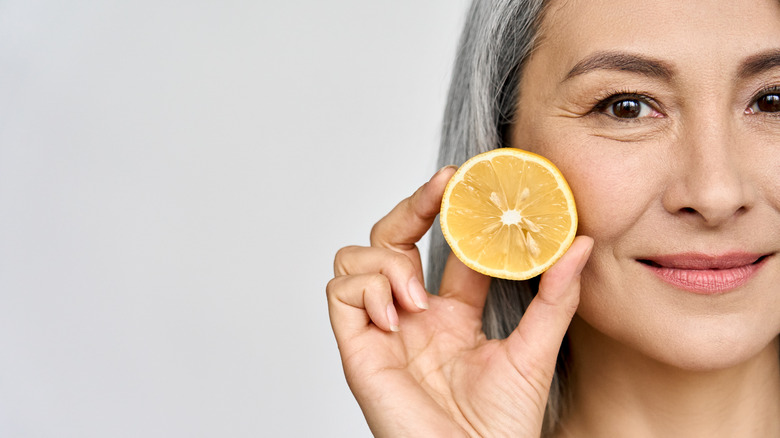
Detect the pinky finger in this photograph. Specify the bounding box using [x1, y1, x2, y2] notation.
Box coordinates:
[326, 274, 400, 339]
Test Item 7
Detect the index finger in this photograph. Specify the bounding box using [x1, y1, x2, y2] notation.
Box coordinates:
[370, 166, 457, 254]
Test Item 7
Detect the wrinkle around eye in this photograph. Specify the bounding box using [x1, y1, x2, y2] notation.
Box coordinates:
[587, 131, 664, 143]
[586, 109, 668, 128]
[548, 102, 671, 135]
[556, 75, 674, 121]
[583, 120, 672, 143]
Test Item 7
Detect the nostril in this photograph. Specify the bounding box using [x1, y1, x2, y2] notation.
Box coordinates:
[680, 207, 696, 214]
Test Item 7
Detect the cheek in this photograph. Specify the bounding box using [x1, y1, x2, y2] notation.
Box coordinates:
[512, 109, 670, 245]
[531, 136, 662, 244]
[563, 158, 633, 240]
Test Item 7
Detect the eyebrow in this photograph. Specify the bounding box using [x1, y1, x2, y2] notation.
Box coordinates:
[738, 49, 780, 79]
[563, 51, 675, 82]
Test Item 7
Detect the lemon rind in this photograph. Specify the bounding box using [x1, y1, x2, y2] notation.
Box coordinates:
[440, 148, 578, 281]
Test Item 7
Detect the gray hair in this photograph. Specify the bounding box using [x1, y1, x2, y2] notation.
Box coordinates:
[426, 0, 569, 435]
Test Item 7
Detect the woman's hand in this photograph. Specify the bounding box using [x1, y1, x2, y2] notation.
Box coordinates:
[327, 167, 593, 437]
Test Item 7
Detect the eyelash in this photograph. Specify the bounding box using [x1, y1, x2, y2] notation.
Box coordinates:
[588, 85, 780, 120]
[590, 90, 662, 120]
[747, 85, 780, 115]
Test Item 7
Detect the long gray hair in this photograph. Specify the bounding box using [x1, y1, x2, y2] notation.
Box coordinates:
[426, 0, 569, 435]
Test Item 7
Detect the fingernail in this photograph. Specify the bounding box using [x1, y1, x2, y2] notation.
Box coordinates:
[386, 303, 400, 332]
[408, 277, 429, 310]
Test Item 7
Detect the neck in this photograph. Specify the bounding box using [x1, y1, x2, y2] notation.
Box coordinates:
[557, 317, 780, 438]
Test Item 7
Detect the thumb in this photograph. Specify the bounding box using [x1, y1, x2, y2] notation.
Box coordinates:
[504, 236, 593, 377]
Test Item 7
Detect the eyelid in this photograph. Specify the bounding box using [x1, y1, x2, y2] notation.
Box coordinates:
[591, 92, 663, 119]
[746, 85, 780, 114]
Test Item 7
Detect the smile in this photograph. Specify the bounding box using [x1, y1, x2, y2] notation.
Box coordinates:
[637, 253, 772, 294]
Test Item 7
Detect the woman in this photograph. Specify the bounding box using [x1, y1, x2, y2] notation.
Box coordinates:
[327, 0, 780, 436]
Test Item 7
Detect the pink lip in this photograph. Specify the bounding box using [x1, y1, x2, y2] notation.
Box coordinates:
[638, 252, 770, 294]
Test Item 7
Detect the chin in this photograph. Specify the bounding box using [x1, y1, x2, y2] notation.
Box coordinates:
[652, 336, 764, 372]
[626, 318, 778, 373]
[576, 265, 780, 374]
[573, 308, 780, 374]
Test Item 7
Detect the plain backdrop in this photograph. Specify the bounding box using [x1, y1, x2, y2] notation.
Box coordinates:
[0, 1, 470, 436]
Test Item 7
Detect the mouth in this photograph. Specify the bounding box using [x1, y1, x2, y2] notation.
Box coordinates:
[637, 252, 772, 294]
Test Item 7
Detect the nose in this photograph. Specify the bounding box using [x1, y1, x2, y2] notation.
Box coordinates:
[661, 117, 754, 227]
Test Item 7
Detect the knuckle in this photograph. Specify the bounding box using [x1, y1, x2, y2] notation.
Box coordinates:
[365, 273, 391, 294]
[333, 245, 358, 275]
[369, 221, 384, 245]
[386, 250, 414, 275]
[369, 197, 411, 246]
[334, 245, 354, 263]
[325, 277, 341, 301]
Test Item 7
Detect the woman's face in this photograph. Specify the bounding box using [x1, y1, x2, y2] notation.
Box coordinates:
[511, 0, 780, 369]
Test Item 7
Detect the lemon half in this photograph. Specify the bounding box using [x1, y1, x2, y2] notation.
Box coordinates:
[440, 148, 578, 280]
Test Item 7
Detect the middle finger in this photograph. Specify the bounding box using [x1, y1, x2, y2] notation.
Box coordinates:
[335, 245, 429, 312]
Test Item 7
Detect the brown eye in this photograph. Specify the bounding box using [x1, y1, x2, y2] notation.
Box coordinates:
[756, 93, 780, 112]
[611, 100, 642, 118]
[596, 93, 657, 119]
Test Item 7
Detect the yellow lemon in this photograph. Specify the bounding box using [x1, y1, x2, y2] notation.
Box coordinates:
[440, 148, 578, 280]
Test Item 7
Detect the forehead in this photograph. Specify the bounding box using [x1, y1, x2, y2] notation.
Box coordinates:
[535, 0, 780, 76]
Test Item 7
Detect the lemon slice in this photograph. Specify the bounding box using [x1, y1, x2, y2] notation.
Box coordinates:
[440, 148, 578, 280]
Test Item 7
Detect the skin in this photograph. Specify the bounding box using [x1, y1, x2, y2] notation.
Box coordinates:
[329, 167, 594, 437]
[512, 0, 780, 435]
[328, 0, 780, 436]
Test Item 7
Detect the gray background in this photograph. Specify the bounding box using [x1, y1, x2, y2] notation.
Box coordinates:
[0, 0, 469, 436]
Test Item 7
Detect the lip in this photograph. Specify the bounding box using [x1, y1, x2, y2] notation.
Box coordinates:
[638, 252, 771, 294]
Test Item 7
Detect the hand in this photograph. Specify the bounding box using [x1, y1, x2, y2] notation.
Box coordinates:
[327, 166, 593, 437]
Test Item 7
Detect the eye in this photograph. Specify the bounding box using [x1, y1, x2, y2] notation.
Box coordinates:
[594, 94, 659, 119]
[609, 99, 649, 118]
[748, 90, 780, 113]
